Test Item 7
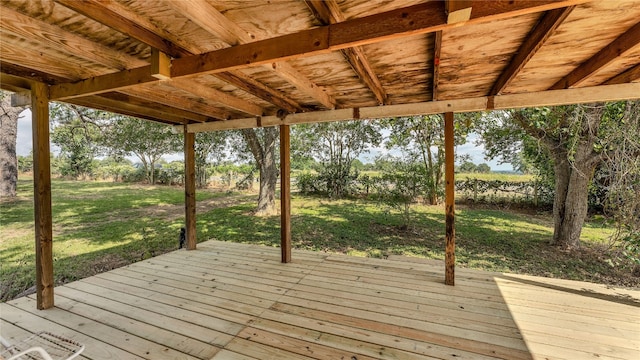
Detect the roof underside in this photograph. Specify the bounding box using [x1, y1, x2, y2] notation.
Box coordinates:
[1, 0, 639, 131]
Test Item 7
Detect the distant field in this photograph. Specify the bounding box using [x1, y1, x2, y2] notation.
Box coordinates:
[1, 178, 635, 302]
[456, 172, 534, 182]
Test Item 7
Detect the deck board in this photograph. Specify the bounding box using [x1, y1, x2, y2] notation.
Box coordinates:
[2, 240, 639, 360]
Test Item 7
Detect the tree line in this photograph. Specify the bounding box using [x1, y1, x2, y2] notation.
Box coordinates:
[1, 91, 638, 259]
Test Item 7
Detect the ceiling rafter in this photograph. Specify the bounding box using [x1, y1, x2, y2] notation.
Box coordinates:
[55, 0, 293, 115]
[490, 6, 575, 95]
[305, 0, 389, 105]
[216, 71, 304, 113]
[103, 92, 215, 123]
[604, 64, 640, 85]
[167, 0, 336, 110]
[48, 0, 588, 102]
[119, 85, 233, 120]
[170, 78, 264, 116]
[550, 21, 640, 90]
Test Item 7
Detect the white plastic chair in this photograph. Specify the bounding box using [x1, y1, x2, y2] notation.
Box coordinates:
[1, 331, 84, 360]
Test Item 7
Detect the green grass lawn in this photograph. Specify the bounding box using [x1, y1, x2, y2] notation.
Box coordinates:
[1, 178, 635, 301]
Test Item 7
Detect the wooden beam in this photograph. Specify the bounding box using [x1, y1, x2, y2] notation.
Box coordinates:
[72, 94, 197, 124]
[49, 1, 584, 100]
[550, 21, 640, 90]
[446, 0, 473, 24]
[151, 49, 171, 80]
[165, 0, 252, 45]
[269, 62, 336, 109]
[103, 93, 214, 123]
[170, 79, 264, 116]
[305, 0, 388, 105]
[0, 61, 68, 86]
[444, 111, 455, 286]
[280, 124, 292, 263]
[11, 91, 31, 107]
[168, 0, 335, 109]
[55, 0, 191, 58]
[184, 126, 197, 251]
[31, 82, 54, 309]
[119, 85, 232, 120]
[432, 31, 443, 101]
[490, 6, 575, 95]
[216, 71, 304, 113]
[186, 82, 640, 132]
[0, 5, 145, 70]
[603, 63, 640, 85]
[69, 96, 179, 125]
[49, 66, 157, 101]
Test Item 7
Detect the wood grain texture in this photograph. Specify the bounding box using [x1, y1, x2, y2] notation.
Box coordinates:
[490, 6, 575, 95]
[550, 21, 640, 89]
[184, 128, 196, 250]
[280, 125, 292, 263]
[4, 240, 637, 359]
[444, 112, 455, 286]
[31, 82, 54, 309]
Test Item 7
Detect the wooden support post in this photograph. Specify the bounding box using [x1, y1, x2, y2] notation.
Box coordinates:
[184, 126, 196, 250]
[280, 125, 292, 263]
[31, 82, 54, 309]
[444, 112, 456, 286]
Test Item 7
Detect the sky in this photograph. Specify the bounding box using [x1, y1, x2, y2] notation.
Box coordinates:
[15, 109, 513, 171]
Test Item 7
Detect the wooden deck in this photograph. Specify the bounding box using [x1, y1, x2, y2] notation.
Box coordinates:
[2, 240, 639, 360]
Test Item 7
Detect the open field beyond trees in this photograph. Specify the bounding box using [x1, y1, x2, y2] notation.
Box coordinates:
[1, 177, 637, 302]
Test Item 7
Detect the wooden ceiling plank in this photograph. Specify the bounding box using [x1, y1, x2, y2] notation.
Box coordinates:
[490, 6, 575, 95]
[446, 0, 473, 24]
[217, 71, 304, 113]
[169, 0, 335, 109]
[170, 78, 264, 116]
[305, 0, 388, 105]
[604, 64, 640, 85]
[0, 5, 145, 70]
[47, 0, 585, 101]
[187, 82, 640, 132]
[0, 61, 68, 85]
[550, 21, 640, 90]
[432, 31, 443, 101]
[55, 0, 191, 58]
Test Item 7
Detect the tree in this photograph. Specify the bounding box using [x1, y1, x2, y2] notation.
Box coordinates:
[293, 120, 381, 198]
[50, 117, 101, 179]
[0, 91, 29, 198]
[477, 163, 491, 173]
[386, 114, 474, 204]
[239, 127, 279, 215]
[479, 102, 640, 249]
[194, 131, 229, 188]
[104, 116, 182, 184]
[458, 161, 478, 173]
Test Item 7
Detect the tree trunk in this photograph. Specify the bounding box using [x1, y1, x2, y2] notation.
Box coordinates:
[549, 107, 603, 249]
[551, 153, 571, 246]
[0, 94, 28, 198]
[242, 128, 278, 216]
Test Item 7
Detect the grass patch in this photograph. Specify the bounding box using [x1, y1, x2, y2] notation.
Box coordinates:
[1, 178, 636, 301]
